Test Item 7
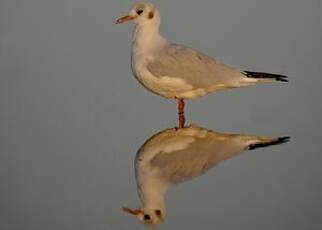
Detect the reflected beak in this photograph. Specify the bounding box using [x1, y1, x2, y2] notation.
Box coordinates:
[122, 206, 144, 216]
[116, 15, 135, 24]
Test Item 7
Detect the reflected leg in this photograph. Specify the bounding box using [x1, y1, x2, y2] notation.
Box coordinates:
[177, 98, 185, 128]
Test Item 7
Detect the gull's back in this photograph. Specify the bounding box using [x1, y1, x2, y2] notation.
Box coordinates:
[146, 44, 250, 99]
[135, 126, 250, 186]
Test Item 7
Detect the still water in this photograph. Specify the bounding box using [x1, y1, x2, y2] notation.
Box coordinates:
[1, 0, 321, 229]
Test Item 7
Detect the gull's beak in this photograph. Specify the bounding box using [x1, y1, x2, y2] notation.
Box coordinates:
[116, 15, 135, 24]
[122, 206, 144, 216]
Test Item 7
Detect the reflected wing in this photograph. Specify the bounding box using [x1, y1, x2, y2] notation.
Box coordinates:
[136, 125, 289, 184]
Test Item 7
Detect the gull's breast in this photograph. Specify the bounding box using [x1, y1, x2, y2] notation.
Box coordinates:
[132, 58, 206, 99]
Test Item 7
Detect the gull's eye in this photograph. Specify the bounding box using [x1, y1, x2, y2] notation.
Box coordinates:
[143, 214, 151, 220]
[136, 9, 144, 15]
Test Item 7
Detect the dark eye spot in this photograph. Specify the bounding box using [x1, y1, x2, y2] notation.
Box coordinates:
[137, 9, 143, 15]
[143, 214, 151, 220]
[155, 210, 161, 216]
[148, 11, 154, 19]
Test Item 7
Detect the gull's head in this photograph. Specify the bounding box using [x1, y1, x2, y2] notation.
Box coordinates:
[116, 2, 160, 27]
[122, 206, 166, 225]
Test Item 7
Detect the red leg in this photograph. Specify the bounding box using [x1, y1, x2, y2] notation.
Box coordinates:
[177, 98, 185, 128]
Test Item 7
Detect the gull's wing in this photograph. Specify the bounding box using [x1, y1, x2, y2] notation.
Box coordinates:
[136, 125, 289, 185]
[147, 44, 248, 92]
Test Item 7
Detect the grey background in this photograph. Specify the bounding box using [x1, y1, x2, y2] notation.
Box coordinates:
[1, 0, 321, 229]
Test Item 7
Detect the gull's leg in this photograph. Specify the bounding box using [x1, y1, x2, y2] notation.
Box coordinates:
[177, 98, 185, 128]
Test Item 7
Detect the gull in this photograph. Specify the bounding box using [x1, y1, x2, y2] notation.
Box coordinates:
[122, 125, 290, 225]
[116, 2, 288, 128]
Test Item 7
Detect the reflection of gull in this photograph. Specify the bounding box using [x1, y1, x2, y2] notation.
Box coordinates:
[122, 125, 290, 225]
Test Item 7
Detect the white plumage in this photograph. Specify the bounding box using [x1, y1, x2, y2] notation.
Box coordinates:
[116, 2, 287, 128]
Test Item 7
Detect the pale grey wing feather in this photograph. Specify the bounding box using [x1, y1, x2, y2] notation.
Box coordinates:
[137, 126, 288, 186]
[147, 44, 246, 89]
[149, 129, 248, 184]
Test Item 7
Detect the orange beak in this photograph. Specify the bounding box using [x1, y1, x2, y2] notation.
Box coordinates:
[122, 206, 144, 216]
[116, 15, 135, 24]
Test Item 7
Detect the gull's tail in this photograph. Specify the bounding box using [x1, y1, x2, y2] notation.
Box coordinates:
[243, 71, 288, 83]
[247, 136, 290, 150]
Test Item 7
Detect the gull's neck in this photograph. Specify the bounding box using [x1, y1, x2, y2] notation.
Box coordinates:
[139, 176, 169, 213]
[132, 23, 167, 57]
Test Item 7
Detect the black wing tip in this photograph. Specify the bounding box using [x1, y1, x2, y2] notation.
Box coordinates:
[248, 136, 291, 150]
[277, 136, 291, 143]
[243, 71, 289, 83]
[274, 75, 289, 82]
